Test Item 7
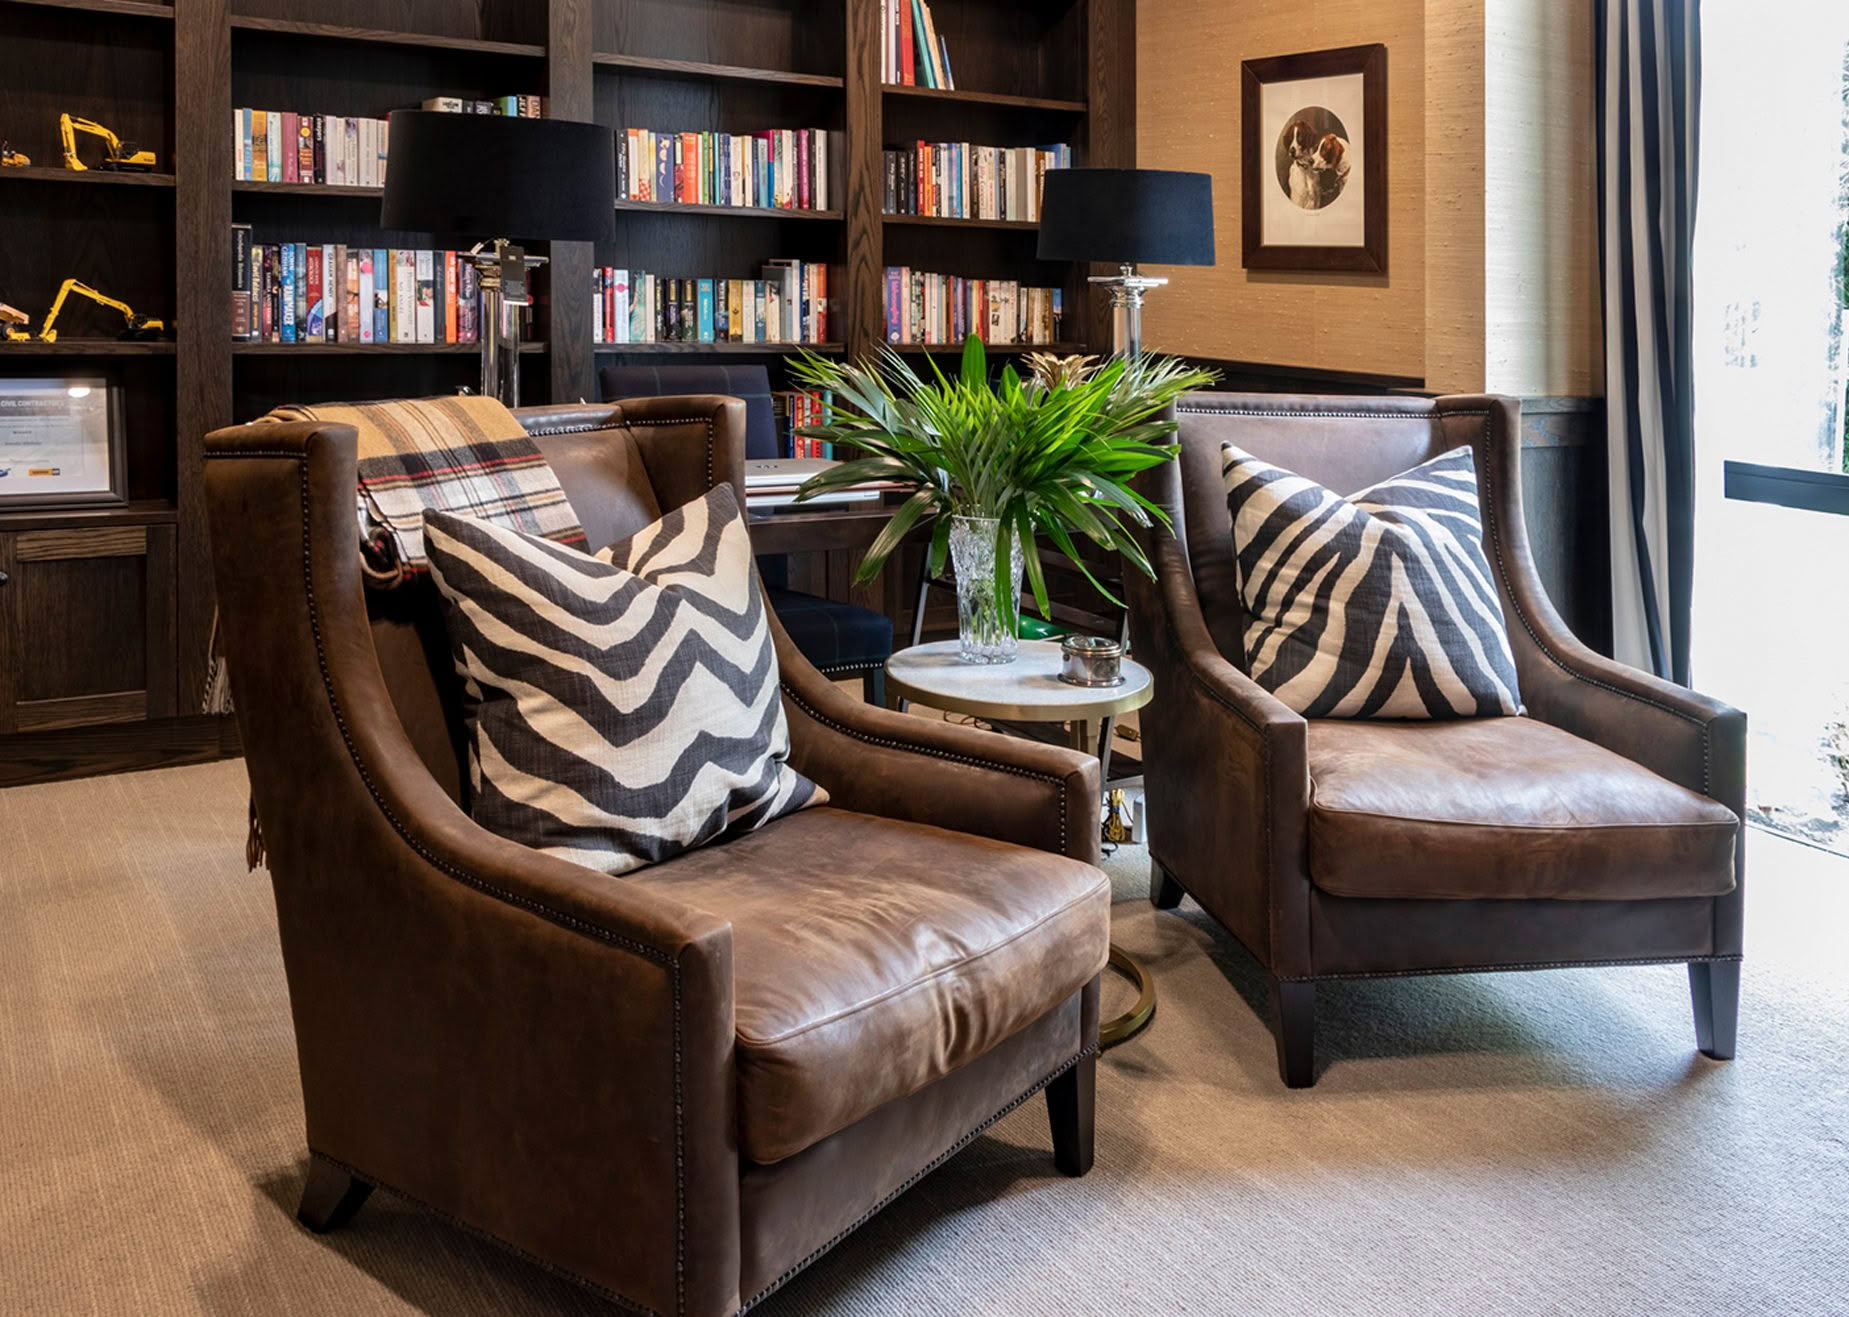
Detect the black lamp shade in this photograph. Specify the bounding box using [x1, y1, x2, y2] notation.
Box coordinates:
[1037, 168, 1215, 267]
[381, 111, 615, 244]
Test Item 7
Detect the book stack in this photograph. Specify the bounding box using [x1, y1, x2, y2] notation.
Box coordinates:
[231, 225, 480, 346]
[881, 0, 954, 90]
[616, 128, 837, 212]
[884, 269, 1063, 347]
[777, 390, 836, 460]
[592, 262, 830, 346]
[884, 143, 1072, 223]
[421, 95, 545, 117]
[233, 110, 388, 187]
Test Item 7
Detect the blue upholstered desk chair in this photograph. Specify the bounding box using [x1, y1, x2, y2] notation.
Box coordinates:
[599, 362, 894, 706]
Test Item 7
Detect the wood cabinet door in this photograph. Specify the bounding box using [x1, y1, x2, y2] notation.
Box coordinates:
[0, 524, 177, 735]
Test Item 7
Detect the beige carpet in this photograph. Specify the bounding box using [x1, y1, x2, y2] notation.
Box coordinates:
[2, 759, 1844, 1316]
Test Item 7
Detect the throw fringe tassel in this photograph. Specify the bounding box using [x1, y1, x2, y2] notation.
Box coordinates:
[247, 795, 266, 872]
[201, 608, 235, 715]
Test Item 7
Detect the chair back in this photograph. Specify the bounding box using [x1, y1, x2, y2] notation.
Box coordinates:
[205, 397, 747, 812]
[1157, 392, 1519, 669]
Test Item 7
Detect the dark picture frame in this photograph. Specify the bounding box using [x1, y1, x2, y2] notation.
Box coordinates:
[0, 376, 127, 509]
[1241, 43, 1387, 274]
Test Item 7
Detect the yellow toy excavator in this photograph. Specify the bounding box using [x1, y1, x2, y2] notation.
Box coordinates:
[1, 141, 29, 168]
[59, 114, 156, 172]
[1, 302, 30, 342]
[37, 280, 166, 342]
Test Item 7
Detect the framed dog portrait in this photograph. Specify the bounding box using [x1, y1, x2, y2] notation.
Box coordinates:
[1241, 44, 1387, 274]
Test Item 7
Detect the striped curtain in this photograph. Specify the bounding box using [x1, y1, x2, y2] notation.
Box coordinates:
[1597, 0, 1701, 684]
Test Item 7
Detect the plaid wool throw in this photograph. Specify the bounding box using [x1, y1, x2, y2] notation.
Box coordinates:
[261, 395, 587, 588]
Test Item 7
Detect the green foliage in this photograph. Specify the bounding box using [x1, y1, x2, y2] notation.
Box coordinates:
[788, 337, 1216, 627]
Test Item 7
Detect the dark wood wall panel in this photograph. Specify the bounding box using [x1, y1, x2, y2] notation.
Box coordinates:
[592, 0, 843, 78]
[907, 0, 1083, 102]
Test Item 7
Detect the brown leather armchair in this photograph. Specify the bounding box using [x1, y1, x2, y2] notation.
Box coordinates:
[1126, 393, 1744, 1088]
[203, 396, 1108, 1315]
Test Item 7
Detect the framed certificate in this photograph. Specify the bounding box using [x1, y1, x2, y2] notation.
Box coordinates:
[0, 377, 126, 508]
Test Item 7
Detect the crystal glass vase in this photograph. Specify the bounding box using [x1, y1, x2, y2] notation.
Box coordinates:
[948, 514, 1024, 664]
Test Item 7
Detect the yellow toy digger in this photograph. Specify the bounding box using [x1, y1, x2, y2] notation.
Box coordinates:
[36, 280, 166, 342]
[1, 142, 29, 168]
[59, 114, 156, 172]
[1, 302, 30, 341]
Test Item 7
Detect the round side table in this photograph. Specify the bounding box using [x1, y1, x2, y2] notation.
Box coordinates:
[884, 639, 1157, 1049]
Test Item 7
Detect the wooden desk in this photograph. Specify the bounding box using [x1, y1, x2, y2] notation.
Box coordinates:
[747, 499, 947, 638]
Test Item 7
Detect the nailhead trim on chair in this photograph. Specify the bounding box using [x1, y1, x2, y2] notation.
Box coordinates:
[735, 1043, 1100, 1314]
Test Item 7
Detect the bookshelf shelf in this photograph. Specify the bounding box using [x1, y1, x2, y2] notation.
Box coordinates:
[0, 499, 179, 533]
[0, 165, 176, 188]
[883, 213, 1040, 232]
[231, 342, 545, 356]
[890, 342, 1086, 355]
[231, 180, 381, 198]
[614, 200, 843, 223]
[593, 53, 845, 90]
[2, 0, 173, 18]
[882, 84, 1087, 114]
[0, 339, 176, 356]
[226, 16, 547, 60]
[594, 342, 846, 356]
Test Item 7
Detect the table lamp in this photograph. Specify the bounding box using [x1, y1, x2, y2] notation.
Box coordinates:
[1037, 168, 1215, 359]
[381, 111, 615, 407]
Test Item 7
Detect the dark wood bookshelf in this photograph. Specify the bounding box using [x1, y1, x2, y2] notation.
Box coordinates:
[883, 213, 1041, 232]
[0, 0, 1131, 784]
[2, 0, 174, 19]
[0, 165, 177, 187]
[593, 52, 844, 89]
[231, 179, 380, 197]
[594, 342, 845, 355]
[230, 341, 545, 355]
[0, 339, 177, 355]
[614, 199, 844, 222]
[882, 84, 1087, 114]
[227, 16, 547, 60]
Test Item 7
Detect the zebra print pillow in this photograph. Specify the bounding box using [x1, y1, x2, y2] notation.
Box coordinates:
[1221, 443, 1522, 719]
[423, 483, 825, 875]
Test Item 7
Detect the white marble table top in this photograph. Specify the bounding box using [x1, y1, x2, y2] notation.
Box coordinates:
[884, 640, 1154, 724]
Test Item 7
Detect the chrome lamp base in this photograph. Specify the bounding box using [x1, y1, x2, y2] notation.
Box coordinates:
[470, 239, 548, 408]
[1087, 262, 1169, 359]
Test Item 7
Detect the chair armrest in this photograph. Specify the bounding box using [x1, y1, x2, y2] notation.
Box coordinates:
[1126, 517, 1314, 976]
[771, 611, 1102, 867]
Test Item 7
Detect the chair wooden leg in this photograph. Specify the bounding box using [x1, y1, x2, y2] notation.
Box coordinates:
[1046, 1054, 1095, 1176]
[862, 668, 887, 708]
[297, 1153, 372, 1234]
[1689, 960, 1740, 1060]
[1150, 859, 1185, 910]
[1272, 977, 1316, 1088]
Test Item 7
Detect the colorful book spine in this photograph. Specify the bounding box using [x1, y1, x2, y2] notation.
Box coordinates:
[357, 251, 376, 344]
[372, 248, 390, 344]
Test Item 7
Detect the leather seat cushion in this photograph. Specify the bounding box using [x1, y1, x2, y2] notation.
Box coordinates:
[629, 806, 1109, 1164]
[1306, 717, 1739, 901]
[765, 587, 894, 671]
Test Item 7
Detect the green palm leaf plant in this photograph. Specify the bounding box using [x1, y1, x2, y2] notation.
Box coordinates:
[789, 337, 1216, 660]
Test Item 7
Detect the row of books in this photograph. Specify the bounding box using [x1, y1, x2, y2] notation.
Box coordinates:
[234, 111, 388, 188]
[884, 270, 1064, 348]
[616, 128, 838, 212]
[881, 0, 956, 90]
[231, 95, 541, 188]
[777, 391, 838, 461]
[420, 95, 546, 118]
[883, 143, 1072, 223]
[230, 225, 481, 345]
[593, 262, 831, 346]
